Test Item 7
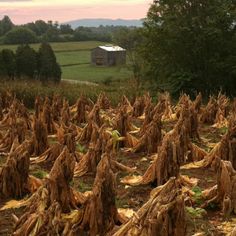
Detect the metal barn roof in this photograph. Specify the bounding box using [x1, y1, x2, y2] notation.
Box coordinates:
[98, 45, 126, 52]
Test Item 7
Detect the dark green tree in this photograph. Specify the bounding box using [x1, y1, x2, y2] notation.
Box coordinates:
[143, 0, 236, 96]
[60, 24, 74, 34]
[1, 49, 16, 79]
[4, 27, 37, 44]
[0, 52, 8, 78]
[0, 16, 14, 36]
[37, 43, 61, 83]
[15, 45, 38, 78]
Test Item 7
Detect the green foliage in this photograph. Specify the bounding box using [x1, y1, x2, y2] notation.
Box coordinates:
[186, 207, 207, 219]
[77, 143, 87, 154]
[4, 27, 38, 44]
[32, 170, 48, 179]
[0, 16, 14, 36]
[15, 45, 38, 78]
[143, 0, 236, 96]
[192, 186, 203, 206]
[0, 49, 16, 79]
[38, 42, 61, 83]
[113, 27, 145, 89]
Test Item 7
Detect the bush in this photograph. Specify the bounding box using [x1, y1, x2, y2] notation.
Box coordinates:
[4, 27, 38, 44]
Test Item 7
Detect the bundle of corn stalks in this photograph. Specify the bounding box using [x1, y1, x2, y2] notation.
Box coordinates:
[138, 100, 154, 136]
[118, 95, 133, 114]
[40, 97, 56, 134]
[78, 121, 99, 144]
[0, 96, 3, 121]
[213, 93, 229, 128]
[61, 99, 71, 126]
[128, 114, 162, 154]
[132, 95, 146, 117]
[0, 120, 28, 153]
[87, 104, 102, 127]
[114, 106, 134, 146]
[97, 92, 110, 110]
[200, 96, 218, 124]
[192, 93, 202, 113]
[31, 117, 49, 156]
[74, 144, 99, 177]
[71, 96, 88, 125]
[13, 147, 77, 235]
[202, 157, 236, 219]
[141, 129, 181, 186]
[203, 116, 236, 169]
[159, 92, 174, 120]
[1, 91, 14, 111]
[56, 123, 77, 153]
[51, 95, 63, 122]
[34, 95, 44, 119]
[69, 154, 118, 236]
[31, 142, 64, 168]
[0, 141, 30, 198]
[113, 177, 186, 236]
[0, 98, 31, 129]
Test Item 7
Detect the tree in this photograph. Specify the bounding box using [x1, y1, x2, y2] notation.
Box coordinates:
[4, 27, 37, 44]
[1, 49, 16, 79]
[16, 45, 38, 78]
[38, 43, 61, 83]
[113, 27, 145, 90]
[143, 0, 236, 96]
[0, 52, 8, 78]
[0, 16, 14, 36]
[60, 24, 73, 34]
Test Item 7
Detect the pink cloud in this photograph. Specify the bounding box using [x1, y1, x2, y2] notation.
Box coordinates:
[0, 3, 151, 24]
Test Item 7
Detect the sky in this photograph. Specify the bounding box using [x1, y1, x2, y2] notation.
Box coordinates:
[0, 0, 152, 24]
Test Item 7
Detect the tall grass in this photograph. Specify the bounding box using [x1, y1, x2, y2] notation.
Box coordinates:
[0, 79, 137, 108]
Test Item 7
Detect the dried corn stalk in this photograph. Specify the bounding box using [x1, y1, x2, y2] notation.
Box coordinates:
[71, 96, 88, 125]
[13, 147, 76, 235]
[71, 154, 118, 236]
[141, 130, 181, 186]
[0, 141, 30, 198]
[31, 117, 49, 156]
[31, 142, 63, 167]
[113, 177, 186, 236]
[202, 157, 236, 218]
[74, 144, 100, 177]
[97, 92, 110, 110]
[200, 96, 218, 124]
[87, 104, 101, 127]
[213, 93, 229, 128]
[131, 114, 162, 154]
[41, 97, 55, 134]
[61, 99, 71, 126]
[203, 116, 236, 169]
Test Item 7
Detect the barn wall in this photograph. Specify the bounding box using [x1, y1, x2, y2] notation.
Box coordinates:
[91, 47, 126, 66]
[91, 48, 108, 66]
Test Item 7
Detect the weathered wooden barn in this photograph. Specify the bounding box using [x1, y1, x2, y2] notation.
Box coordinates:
[91, 45, 126, 66]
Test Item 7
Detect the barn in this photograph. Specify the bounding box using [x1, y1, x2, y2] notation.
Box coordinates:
[91, 45, 126, 66]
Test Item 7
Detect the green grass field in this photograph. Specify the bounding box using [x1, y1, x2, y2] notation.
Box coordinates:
[0, 41, 132, 83]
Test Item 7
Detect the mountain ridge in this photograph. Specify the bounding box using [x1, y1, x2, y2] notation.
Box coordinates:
[65, 18, 143, 28]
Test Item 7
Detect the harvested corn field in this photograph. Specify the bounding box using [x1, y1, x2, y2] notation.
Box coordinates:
[1, 92, 236, 235]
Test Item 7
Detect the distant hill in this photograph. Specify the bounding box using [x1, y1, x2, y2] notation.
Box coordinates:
[65, 18, 143, 28]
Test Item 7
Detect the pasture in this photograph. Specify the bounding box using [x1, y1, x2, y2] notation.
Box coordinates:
[0, 41, 132, 83]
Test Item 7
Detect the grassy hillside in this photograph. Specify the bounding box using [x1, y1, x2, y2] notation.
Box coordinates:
[0, 41, 132, 83]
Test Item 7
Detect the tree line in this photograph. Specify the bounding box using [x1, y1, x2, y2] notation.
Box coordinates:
[0, 43, 61, 83]
[114, 0, 236, 97]
[0, 16, 136, 44]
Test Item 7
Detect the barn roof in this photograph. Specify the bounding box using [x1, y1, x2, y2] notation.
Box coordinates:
[98, 45, 126, 52]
